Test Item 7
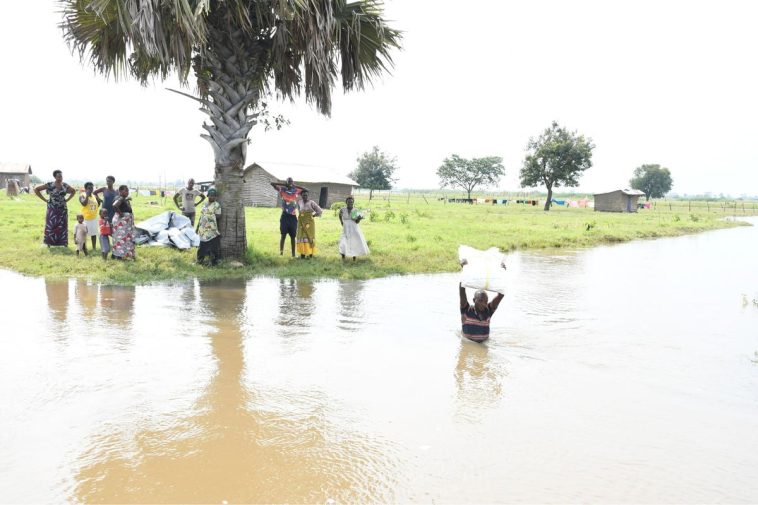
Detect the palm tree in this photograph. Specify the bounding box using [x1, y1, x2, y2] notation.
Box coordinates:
[60, 0, 401, 258]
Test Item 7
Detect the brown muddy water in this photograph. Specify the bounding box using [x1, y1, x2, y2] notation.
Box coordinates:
[1, 218, 757, 503]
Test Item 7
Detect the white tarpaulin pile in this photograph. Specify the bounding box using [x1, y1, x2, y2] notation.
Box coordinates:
[134, 211, 200, 249]
[458, 245, 507, 294]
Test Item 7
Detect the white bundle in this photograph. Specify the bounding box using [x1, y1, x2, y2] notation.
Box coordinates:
[458, 245, 507, 294]
[168, 227, 191, 249]
[182, 227, 201, 247]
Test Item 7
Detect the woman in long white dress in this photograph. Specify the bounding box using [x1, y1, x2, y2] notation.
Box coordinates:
[338, 196, 370, 260]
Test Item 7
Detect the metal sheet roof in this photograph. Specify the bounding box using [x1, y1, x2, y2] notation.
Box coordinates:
[246, 162, 358, 186]
[594, 188, 646, 197]
[0, 163, 31, 174]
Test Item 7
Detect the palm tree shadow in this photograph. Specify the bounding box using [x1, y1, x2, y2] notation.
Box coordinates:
[73, 278, 398, 503]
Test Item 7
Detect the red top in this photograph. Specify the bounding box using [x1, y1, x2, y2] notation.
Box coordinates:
[99, 218, 112, 236]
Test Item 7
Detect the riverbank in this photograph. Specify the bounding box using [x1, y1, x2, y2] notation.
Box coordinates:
[0, 193, 751, 284]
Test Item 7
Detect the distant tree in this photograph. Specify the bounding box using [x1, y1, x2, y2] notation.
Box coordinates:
[629, 164, 673, 200]
[520, 121, 595, 211]
[30, 175, 42, 184]
[349, 146, 398, 199]
[436, 154, 504, 200]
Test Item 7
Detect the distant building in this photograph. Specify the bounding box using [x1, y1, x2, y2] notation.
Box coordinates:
[242, 162, 358, 209]
[594, 189, 645, 212]
[0, 163, 32, 189]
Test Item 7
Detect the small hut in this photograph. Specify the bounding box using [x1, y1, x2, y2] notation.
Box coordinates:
[0, 163, 32, 190]
[242, 162, 358, 209]
[594, 189, 645, 212]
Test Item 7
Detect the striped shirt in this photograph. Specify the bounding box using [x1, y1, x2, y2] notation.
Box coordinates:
[461, 302, 497, 342]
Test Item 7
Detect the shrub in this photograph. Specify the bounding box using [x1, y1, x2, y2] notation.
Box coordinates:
[400, 212, 409, 224]
[331, 201, 346, 217]
[406, 234, 417, 242]
[384, 210, 395, 222]
[369, 211, 379, 222]
[690, 213, 700, 222]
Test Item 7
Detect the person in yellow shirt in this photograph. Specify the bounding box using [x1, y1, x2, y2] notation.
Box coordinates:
[79, 181, 101, 252]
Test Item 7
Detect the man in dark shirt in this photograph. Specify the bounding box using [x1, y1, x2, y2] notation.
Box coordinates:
[270, 177, 306, 257]
[459, 259, 505, 342]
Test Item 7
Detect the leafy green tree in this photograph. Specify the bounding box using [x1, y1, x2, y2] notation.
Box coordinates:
[436, 155, 505, 200]
[520, 121, 595, 211]
[629, 164, 673, 200]
[61, 0, 401, 259]
[349, 146, 398, 200]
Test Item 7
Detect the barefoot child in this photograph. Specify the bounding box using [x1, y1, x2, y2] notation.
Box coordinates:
[98, 208, 112, 259]
[74, 214, 88, 256]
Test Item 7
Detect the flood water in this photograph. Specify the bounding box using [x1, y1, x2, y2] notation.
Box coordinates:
[1, 218, 757, 503]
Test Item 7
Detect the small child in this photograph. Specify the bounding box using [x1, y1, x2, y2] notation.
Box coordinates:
[98, 208, 112, 260]
[74, 214, 88, 256]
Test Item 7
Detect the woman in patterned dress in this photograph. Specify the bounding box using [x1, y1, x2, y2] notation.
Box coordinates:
[34, 170, 75, 246]
[111, 185, 136, 259]
[295, 190, 322, 258]
[196, 188, 222, 266]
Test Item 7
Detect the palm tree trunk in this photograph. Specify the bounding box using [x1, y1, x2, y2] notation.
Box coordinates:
[189, 23, 267, 259]
[215, 162, 247, 259]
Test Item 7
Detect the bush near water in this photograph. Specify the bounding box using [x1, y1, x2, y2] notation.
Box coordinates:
[0, 191, 753, 284]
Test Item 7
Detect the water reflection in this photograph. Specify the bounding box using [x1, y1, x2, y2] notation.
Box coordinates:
[454, 340, 505, 421]
[74, 279, 99, 319]
[45, 279, 70, 323]
[73, 278, 397, 503]
[337, 281, 365, 332]
[98, 285, 135, 327]
[277, 278, 316, 335]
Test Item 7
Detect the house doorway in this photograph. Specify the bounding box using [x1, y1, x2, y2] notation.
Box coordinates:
[318, 187, 328, 208]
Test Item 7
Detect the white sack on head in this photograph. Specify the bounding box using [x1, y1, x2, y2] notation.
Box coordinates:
[458, 245, 507, 294]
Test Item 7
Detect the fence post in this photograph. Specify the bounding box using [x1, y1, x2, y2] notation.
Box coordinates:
[669, 202, 672, 211]
[688, 200, 691, 212]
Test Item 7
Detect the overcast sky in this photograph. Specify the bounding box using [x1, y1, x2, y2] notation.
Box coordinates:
[2, 0, 757, 195]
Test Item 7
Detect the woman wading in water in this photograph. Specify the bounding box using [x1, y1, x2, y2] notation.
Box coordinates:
[34, 170, 75, 247]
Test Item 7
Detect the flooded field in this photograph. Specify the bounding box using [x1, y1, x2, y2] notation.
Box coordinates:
[1, 218, 757, 503]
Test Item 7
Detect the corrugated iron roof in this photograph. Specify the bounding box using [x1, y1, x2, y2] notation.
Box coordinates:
[0, 162, 32, 174]
[246, 162, 358, 186]
[594, 188, 645, 197]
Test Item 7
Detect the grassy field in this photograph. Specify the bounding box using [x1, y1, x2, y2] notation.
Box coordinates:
[0, 191, 753, 284]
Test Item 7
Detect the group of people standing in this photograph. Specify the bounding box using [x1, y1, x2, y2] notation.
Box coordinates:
[271, 177, 369, 260]
[34, 173, 222, 265]
[33, 171, 365, 264]
[34, 172, 135, 259]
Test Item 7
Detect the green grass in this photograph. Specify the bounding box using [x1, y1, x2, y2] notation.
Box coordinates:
[0, 192, 752, 284]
